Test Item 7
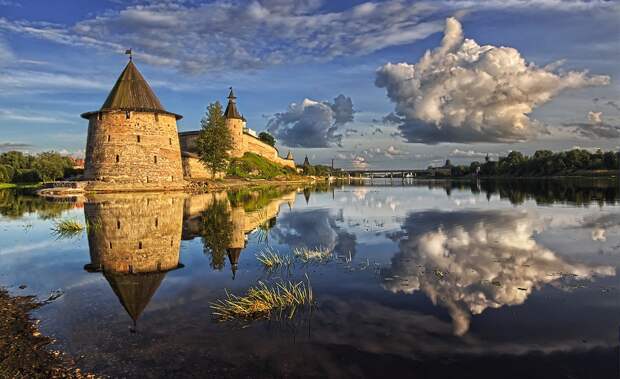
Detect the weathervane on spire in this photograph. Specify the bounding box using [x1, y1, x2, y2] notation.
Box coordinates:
[125, 48, 133, 61]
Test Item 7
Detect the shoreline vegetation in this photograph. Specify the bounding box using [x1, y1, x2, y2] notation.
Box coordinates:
[0, 288, 96, 378]
[1, 149, 618, 195]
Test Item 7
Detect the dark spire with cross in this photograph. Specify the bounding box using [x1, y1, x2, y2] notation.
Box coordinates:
[224, 87, 242, 119]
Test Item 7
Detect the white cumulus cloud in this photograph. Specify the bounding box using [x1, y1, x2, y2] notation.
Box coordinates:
[375, 17, 610, 144]
[266, 95, 354, 148]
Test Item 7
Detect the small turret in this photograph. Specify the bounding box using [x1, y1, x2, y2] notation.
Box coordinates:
[286, 151, 293, 160]
[224, 87, 246, 158]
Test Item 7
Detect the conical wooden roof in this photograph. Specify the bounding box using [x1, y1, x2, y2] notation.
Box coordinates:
[81, 60, 182, 119]
[224, 87, 242, 119]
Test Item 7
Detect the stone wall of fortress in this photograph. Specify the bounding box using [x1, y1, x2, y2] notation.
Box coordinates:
[178, 130, 295, 180]
[84, 111, 184, 190]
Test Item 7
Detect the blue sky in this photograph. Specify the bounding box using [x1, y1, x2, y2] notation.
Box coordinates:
[0, 0, 618, 169]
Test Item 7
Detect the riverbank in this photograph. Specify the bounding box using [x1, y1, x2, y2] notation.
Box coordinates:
[185, 176, 323, 193]
[0, 182, 42, 190]
[0, 288, 97, 378]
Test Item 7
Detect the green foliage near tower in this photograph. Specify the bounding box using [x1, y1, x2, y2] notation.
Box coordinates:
[258, 131, 276, 147]
[196, 101, 233, 179]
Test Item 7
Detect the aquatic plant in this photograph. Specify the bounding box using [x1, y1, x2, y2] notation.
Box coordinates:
[293, 247, 332, 264]
[211, 279, 313, 322]
[51, 219, 84, 239]
[256, 247, 293, 270]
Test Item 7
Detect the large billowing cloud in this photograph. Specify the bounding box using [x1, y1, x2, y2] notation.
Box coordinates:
[266, 95, 354, 147]
[375, 17, 610, 144]
[382, 210, 614, 336]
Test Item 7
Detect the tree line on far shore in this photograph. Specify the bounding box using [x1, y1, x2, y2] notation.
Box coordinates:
[447, 149, 619, 177]
[0, 151, 79, 183]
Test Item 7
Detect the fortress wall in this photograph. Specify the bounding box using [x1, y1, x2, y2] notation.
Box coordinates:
[85, 111, 183, 185]
[181, 155, 223, 180]
[244, 134, 296, 169]
[84, 193, 185, 273]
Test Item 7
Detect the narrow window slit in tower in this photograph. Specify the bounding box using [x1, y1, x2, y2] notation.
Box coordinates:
[117, 220, 121, 229]
[116, 155, 120, 163]
[169, 138, 172, 145]
[155, 218, 158, 227]
[109, 242, 112, 249]
[137, 135, 141, 143]
[125, 111, 130, 119]
[138, 242, 142, 250]
[107, 135, 111, 142]
[154, 156, 158, 164]
[154, 113, 159, 122]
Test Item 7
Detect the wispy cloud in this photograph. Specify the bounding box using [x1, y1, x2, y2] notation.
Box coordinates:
[0, 1, 446, 73]
[0, 69, 108, 94]
[0, 109, 76, 124]
[0, 142, 33, 152]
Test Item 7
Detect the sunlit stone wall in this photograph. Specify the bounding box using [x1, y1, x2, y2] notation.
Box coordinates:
[84, 193, 184, 273]
[84, 111, 184, 185]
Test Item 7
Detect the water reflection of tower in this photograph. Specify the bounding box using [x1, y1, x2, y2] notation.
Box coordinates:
[83, 193, 184, 328]
[182, 190, 296, 278]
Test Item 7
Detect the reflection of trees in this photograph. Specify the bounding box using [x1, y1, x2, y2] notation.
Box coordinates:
[411, 178, 619, 206]
[0, 189, 75, 219]
[200, 199, 233, 270]
[383, 210, 615, 336]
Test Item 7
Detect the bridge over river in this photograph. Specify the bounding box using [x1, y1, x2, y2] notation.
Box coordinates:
[337, 167, 452, 179]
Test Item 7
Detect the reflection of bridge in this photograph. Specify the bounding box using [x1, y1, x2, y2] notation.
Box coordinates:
[339, 168, 451, 180]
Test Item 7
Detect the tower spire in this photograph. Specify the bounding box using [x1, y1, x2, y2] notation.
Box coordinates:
[224, 87, 242, 119]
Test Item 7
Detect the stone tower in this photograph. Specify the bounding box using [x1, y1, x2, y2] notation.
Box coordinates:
[224, 87, 246, 158]
[81, 59, 184, 189]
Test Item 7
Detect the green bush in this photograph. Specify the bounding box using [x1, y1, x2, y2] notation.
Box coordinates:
[227, 152, 294, 179]
[0, 164, 14, 183]
[14, 169, 42, 183]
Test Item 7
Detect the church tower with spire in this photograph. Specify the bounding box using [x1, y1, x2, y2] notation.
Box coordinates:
[81, 59, 184, 190]
[224, 87, 247, 158]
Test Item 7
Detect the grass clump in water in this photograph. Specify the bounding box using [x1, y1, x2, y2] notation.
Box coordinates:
[211, 279, 313, 322]
[294, 247, 332, 264]
[51, 219, 84, 239]
[256, 247, 293, 270]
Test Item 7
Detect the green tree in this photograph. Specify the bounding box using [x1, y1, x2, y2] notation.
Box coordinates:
[258, 131, 276, 147]
[196, 102, 233, 179]
[200, 198, 233, 270]
[32, 152, 73, 182]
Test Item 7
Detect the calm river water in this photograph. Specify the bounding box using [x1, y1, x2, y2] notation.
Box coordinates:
[0, 178, 619, 378]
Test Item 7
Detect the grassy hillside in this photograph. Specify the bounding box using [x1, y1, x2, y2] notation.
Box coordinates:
[227, 152, 296, 179]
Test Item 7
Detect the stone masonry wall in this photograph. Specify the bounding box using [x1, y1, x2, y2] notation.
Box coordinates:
[84, 192, 184, 273]
[85, 111, 184, 185]
[181, 154, 224, 180]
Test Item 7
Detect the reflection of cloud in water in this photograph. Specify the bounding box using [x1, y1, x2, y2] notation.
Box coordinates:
[272, 208, 356, 256]
[383, 210, 615, 336]
[580, 213, 620, 242]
